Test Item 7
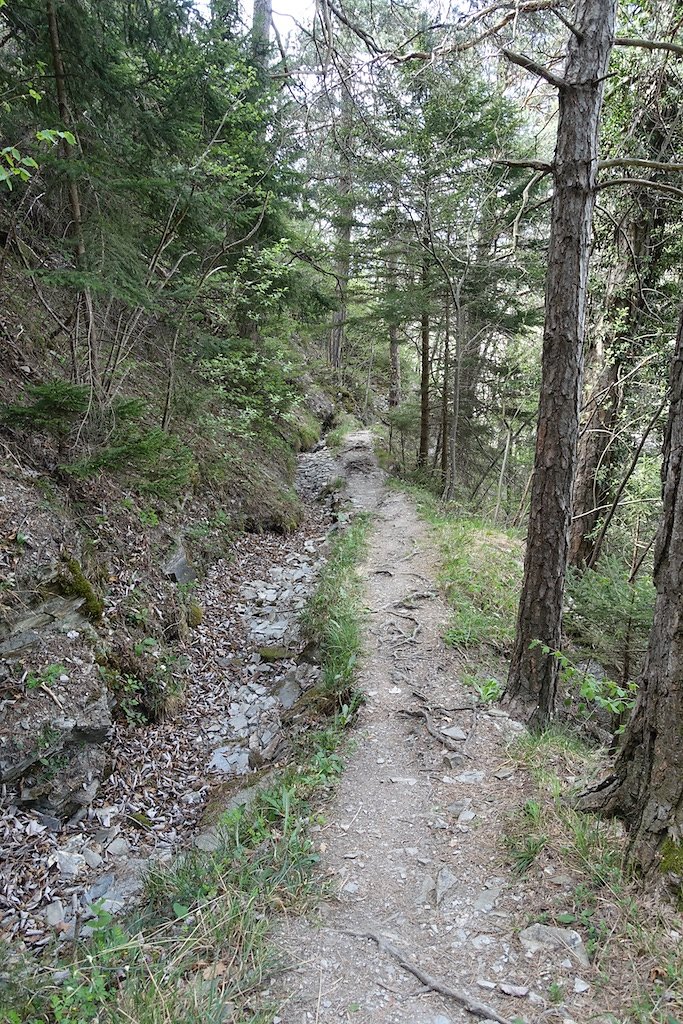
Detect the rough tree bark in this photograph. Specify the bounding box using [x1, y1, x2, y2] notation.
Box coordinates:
[252, 0, 272, 70]
[505, 0, 617, 728]
[577, 306, 683, 872]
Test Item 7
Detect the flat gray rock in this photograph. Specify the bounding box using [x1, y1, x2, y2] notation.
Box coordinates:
[454, 770, 485, 784]
[208, 745, 250, 774]
[519, 922, 590, 967]
[436, 866, 458, 904]
[441, 725, 467, 741]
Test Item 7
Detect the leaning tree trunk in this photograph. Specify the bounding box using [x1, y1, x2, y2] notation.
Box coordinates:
[577, 306, 683, 872]
[505, 0, 617, 728]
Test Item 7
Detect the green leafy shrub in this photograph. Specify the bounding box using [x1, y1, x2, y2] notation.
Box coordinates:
[200, 336, 296, 434]
[531, 642, 638, 726]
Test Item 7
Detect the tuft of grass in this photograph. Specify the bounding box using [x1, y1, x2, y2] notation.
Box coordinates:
[301, 513, 369, 695]
[326, 413, 361, 450]
[461, 672, 503, 704]
[505, 729, 683, 1021]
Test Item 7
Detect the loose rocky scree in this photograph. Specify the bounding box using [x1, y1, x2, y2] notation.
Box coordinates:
[0, 442, 343, 947]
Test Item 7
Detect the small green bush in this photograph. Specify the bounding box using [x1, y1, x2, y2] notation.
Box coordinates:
[2, 380, 89, 432]
[565, 554, 654, 681]
[65, 427, 197, 498]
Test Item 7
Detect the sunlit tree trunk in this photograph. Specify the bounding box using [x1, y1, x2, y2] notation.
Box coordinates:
[505, 0, 617, 728]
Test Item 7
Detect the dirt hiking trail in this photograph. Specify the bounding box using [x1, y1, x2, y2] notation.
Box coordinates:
[272, 430, 591, 1024]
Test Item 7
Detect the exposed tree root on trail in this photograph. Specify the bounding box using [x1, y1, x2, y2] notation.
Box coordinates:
[344, 929, 517, 1024]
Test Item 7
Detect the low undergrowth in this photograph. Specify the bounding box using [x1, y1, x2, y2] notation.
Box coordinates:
[301, 512, 369, 693]
[399, 484, 523, 652]
[505, 729, 683, 1022]
[0, 517, 370, 1024]
[325, 412, 362, 450]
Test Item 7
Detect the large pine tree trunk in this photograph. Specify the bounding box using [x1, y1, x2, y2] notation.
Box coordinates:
[578, 307, 683, 871]
[252, 0, 272, 69]
[505, 1, 617, 727]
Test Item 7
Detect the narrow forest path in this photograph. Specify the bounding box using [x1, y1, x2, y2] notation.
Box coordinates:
[272, 431, 589, 1024]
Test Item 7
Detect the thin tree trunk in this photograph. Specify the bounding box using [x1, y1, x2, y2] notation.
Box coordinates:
[586, 393, 668, 569]
[505, 1, 617, 728]
[441, 293, 450, 480]
[494, 420, 512, 525]
[443, 299, 464, 501]
[330, 88, 353, 372]
[46, 0, 98, 387]
[571, 210, 655, 568]
[388, 234, 401, 406]
[577, 306, 683, 873]
[418, 243, 430, 468]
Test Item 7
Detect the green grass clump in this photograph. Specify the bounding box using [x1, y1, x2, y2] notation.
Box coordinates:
[392, 486, 522, 651]
[302, 513, 369, 693]
[438, 520, 522, 651]
[502, 727, 682, 1010]
[414, 504, 522, 651]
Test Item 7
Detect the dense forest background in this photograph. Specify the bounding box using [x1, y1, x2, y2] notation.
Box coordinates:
[3, 1, 683, 1021]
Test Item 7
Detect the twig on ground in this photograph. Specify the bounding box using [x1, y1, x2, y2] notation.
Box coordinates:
[39, 683, 65, 710]
[343, 929, 517, 1024]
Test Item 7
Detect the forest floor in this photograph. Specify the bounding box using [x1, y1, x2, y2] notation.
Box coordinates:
[269, 430, 644, 1024]
[4, 430, 679, 1024]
